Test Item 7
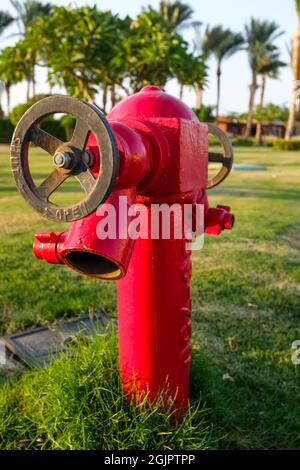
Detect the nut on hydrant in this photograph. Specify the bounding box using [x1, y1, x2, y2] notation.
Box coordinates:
[10, 85, 234, 414]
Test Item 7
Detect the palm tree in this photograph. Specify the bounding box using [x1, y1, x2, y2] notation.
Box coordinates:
[10, 0, 52, 33]
[255, 51, 286, 143]
[0, 45, 29, 114]
[141, 2, 197, 103]
[176, 53, 206, 101]
[159, 0, 194, 29]
[285, 0, 300, 138]
[0, 11, 14, 36]
[203, 26, 244, 122]
[9, 0, 52, 99]
[244, 18, 283, 137]
[189, 21, 204, 108]
[0, 12, 14, 115]
[159, 2, 205, 107]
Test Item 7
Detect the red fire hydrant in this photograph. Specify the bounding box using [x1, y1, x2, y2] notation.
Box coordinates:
[10, 86, 234, 412]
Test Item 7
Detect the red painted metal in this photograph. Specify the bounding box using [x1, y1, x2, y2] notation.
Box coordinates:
[32, 86, 234, 412]
[205, 205, 235, 235]
[117, 210, 193, 410]
[34, 232, 65, 264]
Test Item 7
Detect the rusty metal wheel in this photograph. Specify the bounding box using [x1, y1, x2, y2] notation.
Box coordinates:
[10, 95, 119, 222]
[207, 123, 234, 189]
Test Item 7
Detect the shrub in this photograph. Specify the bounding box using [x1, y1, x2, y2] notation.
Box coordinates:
[0, 117, 14, 143]
[9, 95, 66, 141]
[9, 103, 29, 127]
[60, 115, 76, 140]
[231, 138, 254, 147]
[273, 139, 300, 151]
[210, 136, 254, 148]
[263, 138, 274, 148]
[194, 105, 215, 123]
[9, 94, 50, 127]
[41, 118, 66, 141]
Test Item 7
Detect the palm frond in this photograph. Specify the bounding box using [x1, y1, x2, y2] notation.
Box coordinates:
[0, 11, 14, 35]
[10, 0, 52, 32]
[159, 1, 194, 27]
[245, 18, 284, 73]
[202, 25, 244, 63]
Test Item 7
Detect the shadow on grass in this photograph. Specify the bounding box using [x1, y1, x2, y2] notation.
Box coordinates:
[190, 346, 300, 450]
[213, 185, 300, 202]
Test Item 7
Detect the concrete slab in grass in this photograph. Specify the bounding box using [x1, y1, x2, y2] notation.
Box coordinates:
[2, 311, 114, 368]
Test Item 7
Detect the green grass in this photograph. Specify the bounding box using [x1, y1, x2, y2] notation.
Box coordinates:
[0, 332, 211, 450]
[0, 144, 300, 449]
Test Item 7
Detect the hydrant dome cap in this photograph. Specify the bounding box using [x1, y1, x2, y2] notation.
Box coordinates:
[108, 85, 198, 122]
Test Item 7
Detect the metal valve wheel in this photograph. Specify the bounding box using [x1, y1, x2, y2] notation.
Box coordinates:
[207, 123, 234, 189]
[10, 95, 119, 222]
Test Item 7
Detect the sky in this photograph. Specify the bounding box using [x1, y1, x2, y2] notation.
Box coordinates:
[0, 0, 297, 114]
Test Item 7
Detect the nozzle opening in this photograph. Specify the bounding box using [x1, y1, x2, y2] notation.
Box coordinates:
[64, 250, 122, 280]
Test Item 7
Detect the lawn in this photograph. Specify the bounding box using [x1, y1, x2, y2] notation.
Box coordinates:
[0, 143, 299, 449]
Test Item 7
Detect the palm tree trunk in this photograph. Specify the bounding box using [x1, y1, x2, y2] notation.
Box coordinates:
[111, 84, 117, 107]
[216, 65, 221, 123]
[285, 13, 300, 139]
[102, 85, 108, 113]
[245, 73, 257, 138]
[179, 83, 184, 100]
[6, 84, 10, 115]
[32, 66, 36, 97]
[194, 85, 202, 110]
[255, 75, 266, 144]
[78, 78, 93, 103]
[26, 79, 31, 101]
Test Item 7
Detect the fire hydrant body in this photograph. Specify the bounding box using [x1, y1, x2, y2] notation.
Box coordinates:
[11, 86, 234, 412]
[108, 86, 207, 408]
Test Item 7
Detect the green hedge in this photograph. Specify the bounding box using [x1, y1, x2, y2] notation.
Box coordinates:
[231, 138, 254, 147]
[273, 139, 300, 151]
[9, 103, 30, 128]
[193, 105, 215, 123]
[0, 118, 14, 143]
[209, 136, 254, 148]
[0, 116, 66, 144]
[41, 118, 66, 141]
[9, 95, 50, 127]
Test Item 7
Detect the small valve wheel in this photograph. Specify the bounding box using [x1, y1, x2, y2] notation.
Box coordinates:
[207, 123, 234, 189]
[10, 95, 119, 222]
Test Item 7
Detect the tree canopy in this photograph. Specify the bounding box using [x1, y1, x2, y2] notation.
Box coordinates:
[1, 4, 207, 103]
[0, 1, 287, 129]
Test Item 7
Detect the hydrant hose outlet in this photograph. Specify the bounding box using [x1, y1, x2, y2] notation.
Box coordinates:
[63, 251, 122, 280]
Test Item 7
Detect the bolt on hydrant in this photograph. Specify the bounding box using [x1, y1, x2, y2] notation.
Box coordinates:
[10, 86, 234, 413]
